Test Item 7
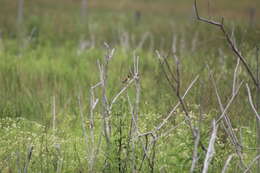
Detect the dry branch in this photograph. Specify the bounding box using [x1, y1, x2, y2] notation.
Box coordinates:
[17, 0, 24, 28]
[216, 81, 243, 123]
[78, 94, 89, 157]
[246, 84, 260, 121]
[202, 120, 218, 173]
[156, 50, 206, 153]
[208, 66, 241, 148]
[155, 75, 199, 132]
[244, 155, 260, 173]
[24, 145, 33, 173]
[194, 0, 259, 88]
[89, 82, 101, 172]
[190, 128, 200, 173]
[221, 154, 236, 173]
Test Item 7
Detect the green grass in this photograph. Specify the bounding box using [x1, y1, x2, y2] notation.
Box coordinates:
[0, 0, 260, 172]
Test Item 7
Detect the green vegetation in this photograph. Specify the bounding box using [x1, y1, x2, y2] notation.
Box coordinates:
[0, 0, 260, 172]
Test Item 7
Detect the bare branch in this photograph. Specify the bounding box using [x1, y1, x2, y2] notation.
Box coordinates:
[246, 84, 260, 121]
[194, 0, 259, 88]
[232, 59, 240, 95]
[23, 145, 33, 173]
[52, 95, 56, 132]
[133, 54, 141, 133]
[243, 155, 260, 173]
[202, 120, 218, 173]
[216, 81, 243, 123]
[155, 75, 199, 131]
[109, 78, 135, 111]
[78, 94, 89, 156]
[190, 128, 201, 173]
[221, 154, 236, 173]
[88, 82, 101, 172]
[208, 66, 241, 148]
[193, 0, 222, 27]
[155, 120, 185, 141]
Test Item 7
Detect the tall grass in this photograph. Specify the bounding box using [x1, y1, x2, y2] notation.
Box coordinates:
[0, 0, 260, 172]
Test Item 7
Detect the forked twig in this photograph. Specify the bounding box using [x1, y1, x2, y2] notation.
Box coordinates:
[194, 0, 259, 88]
[155, 75, 199, 132]
[156, 50, 206, 153]
[208, 66, 247, 170]
[216, 81, 243, 123]
[208, 66, 241, 148]
[98, 44, 115, 145]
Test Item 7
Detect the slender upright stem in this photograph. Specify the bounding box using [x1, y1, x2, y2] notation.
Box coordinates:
[81, 0, 88, 18]
[255, 46, 260, 170]
[17, 0, 24, 28]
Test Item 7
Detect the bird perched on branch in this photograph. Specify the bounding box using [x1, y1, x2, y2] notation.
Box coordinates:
[122, 69, 134, 84]
[122, 73, 132, 84]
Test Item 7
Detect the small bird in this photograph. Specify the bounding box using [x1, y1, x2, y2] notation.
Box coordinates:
[122, 73, 132, 84]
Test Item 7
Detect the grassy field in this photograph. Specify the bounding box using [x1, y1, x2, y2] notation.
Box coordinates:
[0, 0, 260, 172]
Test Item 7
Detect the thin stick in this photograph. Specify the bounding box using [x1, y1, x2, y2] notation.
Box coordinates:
[243, 155, 260, 173]
[78, 94, 88, 157]
[208, 66, 241, 148]
[157, 50, 206, 153]
[232, 59, 240, 95]
[133, 54, 141, 133]
[190, 128, 200, 173]
[89, 82, 101, 172]
[17, 0, 24, 27]
[221, 154, 236, 173]
[202, 120, 218, 173]
[216, 81, 243, 123]
[98, 59, 110, 145]
[23, 145, 33, 173]
[155, 120, 185, 140]
[208, 67, 248, 170]
[109, 78, 135, 111]
[246, 84, 260, 121]
[155, 75, 199, 131]
[52, 95, 56, 132]
[81, 0, 88, 18]
[255, 46, 260, 171]
[194, 0, 259, 88]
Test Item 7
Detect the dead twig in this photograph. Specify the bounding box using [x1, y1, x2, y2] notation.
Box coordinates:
[202, 120, 218, 173]
[194, 0, 259, 88]
[78, 94, 89, 159]
[243, 155, 260, 173]
[155, 75, 199, 132]
[221, 154, 236, 173]
[246, 84, 260, 121]
[190, 127, 200, 173]
[23, 145, 33, 173]
[216, 81, 243, 124]
[89, 82, 101, 172]
[208, 66, 247, 170]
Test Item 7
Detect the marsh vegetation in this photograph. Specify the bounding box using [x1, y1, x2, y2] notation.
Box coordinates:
[0, 0, 260, 172]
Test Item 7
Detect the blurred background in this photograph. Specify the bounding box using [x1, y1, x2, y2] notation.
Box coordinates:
[0, 0, 260, 120]
[0, 0, 259, 43]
